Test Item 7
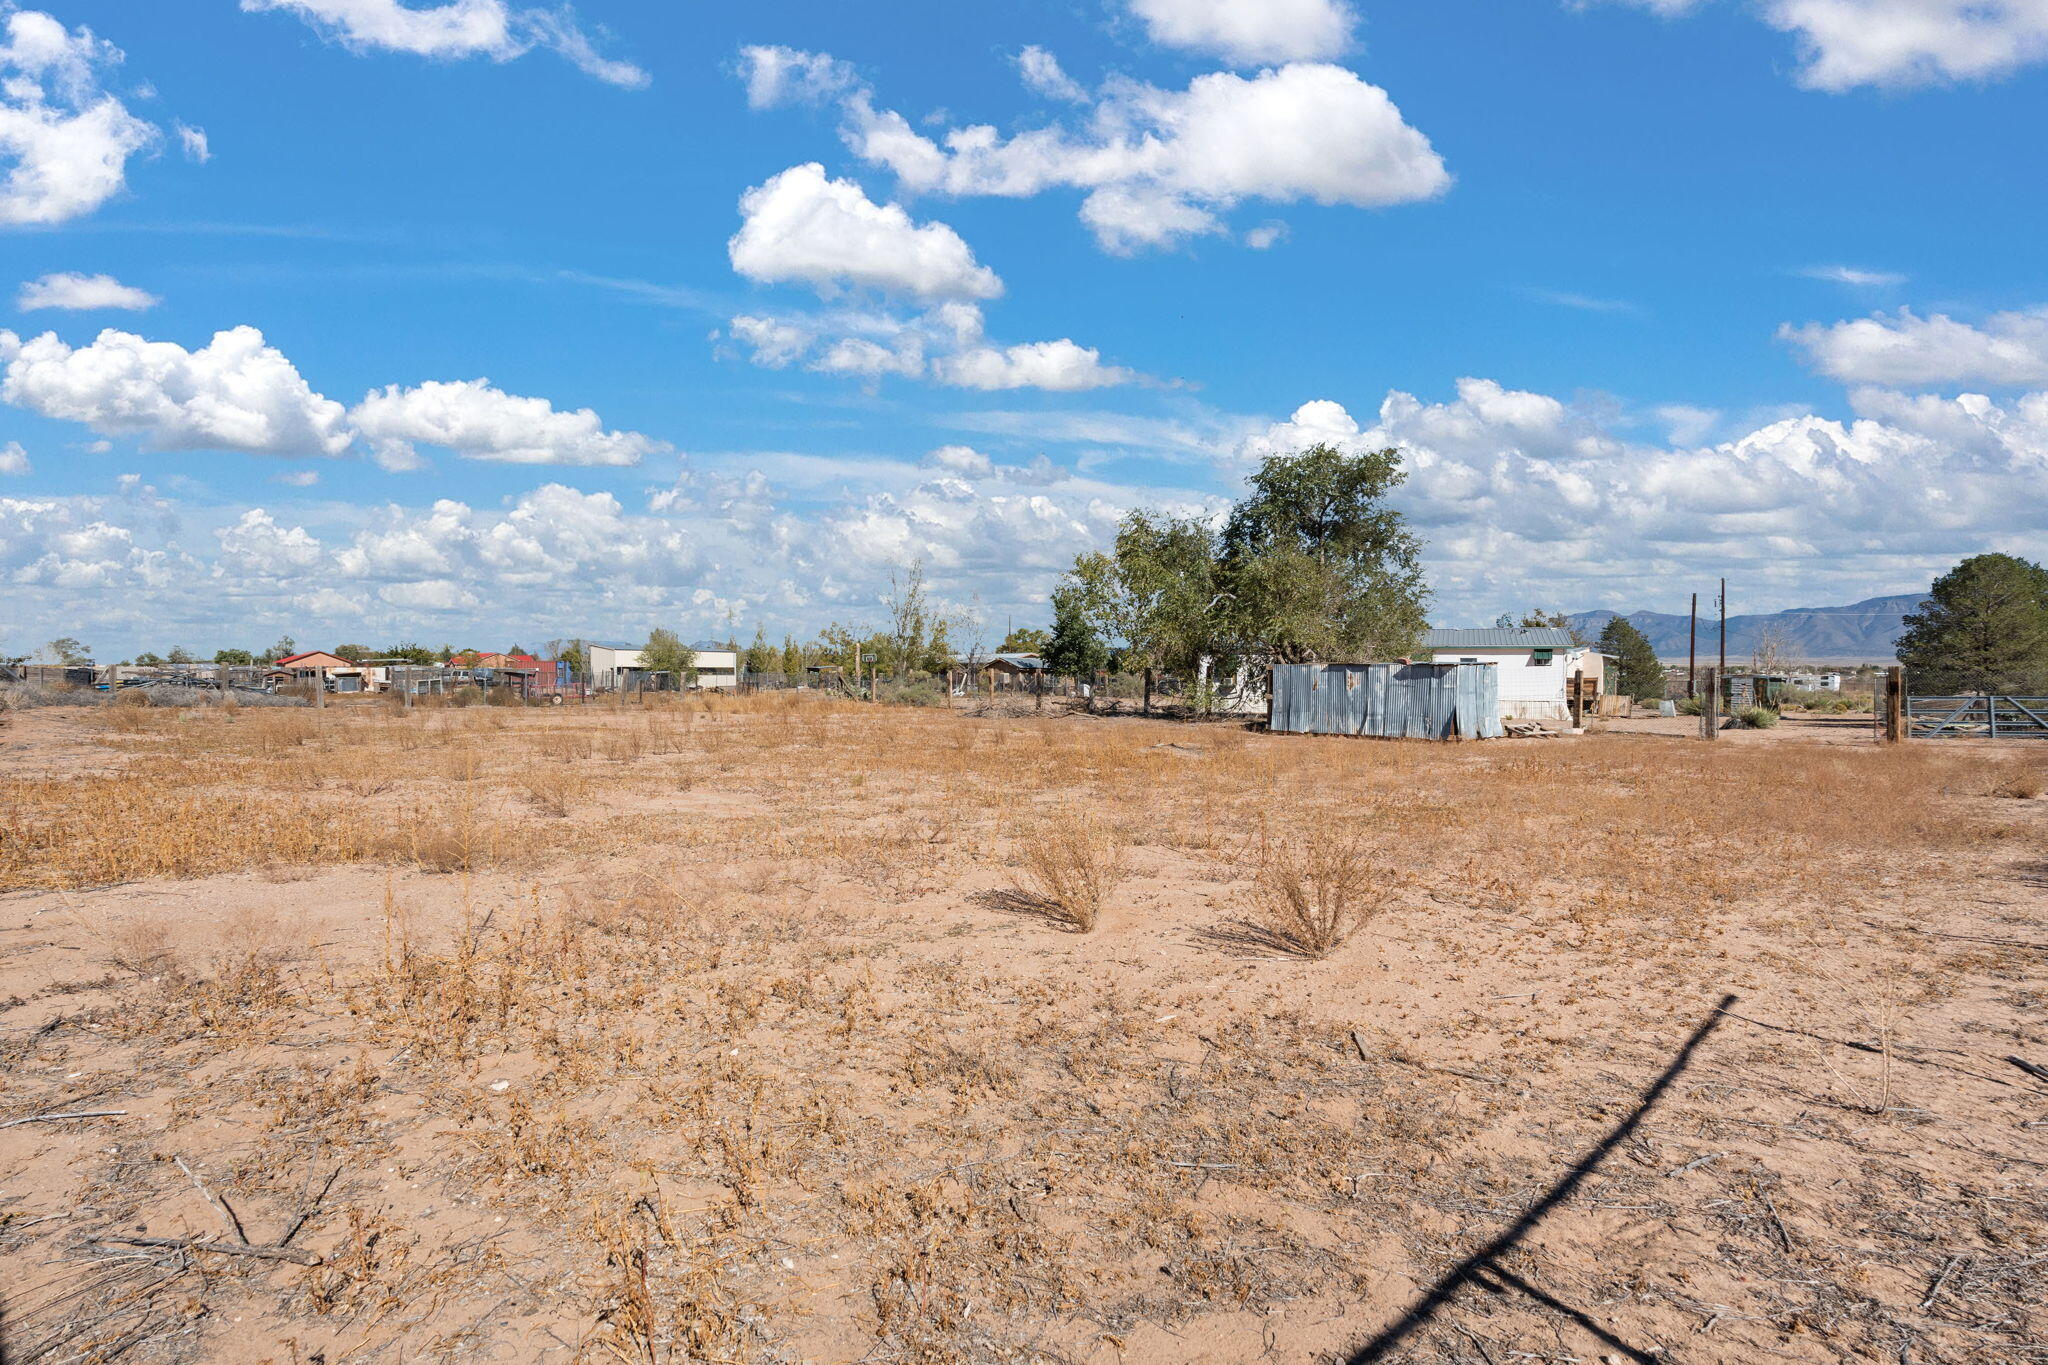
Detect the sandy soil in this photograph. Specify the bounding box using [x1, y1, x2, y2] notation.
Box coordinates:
[1, 695, 2044, 1364]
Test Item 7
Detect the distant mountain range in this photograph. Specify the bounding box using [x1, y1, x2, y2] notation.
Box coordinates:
[1567, 594, 1927, 663]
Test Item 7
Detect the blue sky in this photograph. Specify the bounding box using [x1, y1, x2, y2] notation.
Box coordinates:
[3, 0, 2046, 659]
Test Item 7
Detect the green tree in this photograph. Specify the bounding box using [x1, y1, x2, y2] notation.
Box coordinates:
[1068, 511, 1224, 675]
[135, 651, 166, 667]
[545, 639, 589, 673]
[43, 637, 91, 665]
[1060, 444, 1429, 693]
[815, 623, 861, 673]
[640, 628, 697, 684]
[999, 626, 1051, 653]
[1597, 616, 1664, 700]
[1218, 443, 1429, 662]
[214, 648, 254, 665]
[383, 642, 437, 665]
[265, 635, 296, 663]
[333, 644, 373, 664]
[1042, 583, 1108, 676]
[780, 634, 804, 676]
[887, 561, 935, 678]
[744, 626, 776, 676]
[167, 646, 195, 665]
[1896, 553, 2048, 694]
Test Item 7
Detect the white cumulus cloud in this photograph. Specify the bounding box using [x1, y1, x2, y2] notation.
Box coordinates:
[348, 378, 670, 469]
[737, 44, 859, 108]
[1231, 377, 2048, 616]
[215, 508, 324, 572]
[935, 339, 1136, 392]
[729, 162, 1004, 302]
[17, 271, 159, 312]
[1597, 0, 2048, 90]
[241, 0, 647, 87]
[1016, 46, 1088, 102]
[0, 440, 28, 475]
[1782, 307, 2048, 387]
[0, 325, 352, 457]
[839, 61, 1450, 253]
[0, 9, 159, 225]
[1766, 0, 2048, 90]
[727, 314, 814, 368]
[174, 121, 211, 163]
[1126, 0, 1356, 64]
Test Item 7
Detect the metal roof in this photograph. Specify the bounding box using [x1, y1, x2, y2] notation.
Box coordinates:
[1421, 628, 1582, 650]
[689, 639, 737, 653]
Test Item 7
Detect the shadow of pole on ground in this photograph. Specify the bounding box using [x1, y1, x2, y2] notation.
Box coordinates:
[1344, 992, 1738, 1365]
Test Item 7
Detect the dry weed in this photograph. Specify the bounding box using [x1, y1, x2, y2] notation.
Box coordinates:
[1006, 812, 1128, 931]
[1235, 824, 1393, 959]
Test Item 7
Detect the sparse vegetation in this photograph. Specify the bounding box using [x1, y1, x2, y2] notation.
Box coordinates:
[1242, 824, 1392, 958]
[1735, 704, 1780, 728]
[1013, 812, 1128, 930]
[0, 692, 2042, 1364]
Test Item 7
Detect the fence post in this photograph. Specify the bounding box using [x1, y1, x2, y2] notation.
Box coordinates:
[1700, 667, 1717, 741]
[1035, 668, 1043, 711]
[1143, 667, 1154, 718]
[1884, 666, 1906, 743]
[1987, 693, 1998, 740]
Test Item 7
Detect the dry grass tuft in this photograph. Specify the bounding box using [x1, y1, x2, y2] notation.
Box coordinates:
[1006, 813, 1128, 931]
[1228, 825, 1393, 959]
[1990, 761, 2046, 800]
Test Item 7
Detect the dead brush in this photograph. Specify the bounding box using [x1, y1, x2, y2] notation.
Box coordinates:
[1002, 813, 1128, 932]
[1989, 759, 2046, 800]
[517, 767, 583, 817]
[1226, 824, 1393, 959]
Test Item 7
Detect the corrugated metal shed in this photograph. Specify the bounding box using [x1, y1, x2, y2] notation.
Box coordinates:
[1271, 663, 1504, 740]
[1420, 628, 1581, 650]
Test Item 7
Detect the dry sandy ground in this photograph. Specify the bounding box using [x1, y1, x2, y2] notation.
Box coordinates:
[1, 696, 2044, 1365]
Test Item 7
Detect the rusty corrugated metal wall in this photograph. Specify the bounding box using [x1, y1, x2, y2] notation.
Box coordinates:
[1270, 663, 1503, 739]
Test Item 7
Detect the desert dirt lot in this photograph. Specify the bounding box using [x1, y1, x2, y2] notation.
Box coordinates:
[1, 693, 2044, 1365]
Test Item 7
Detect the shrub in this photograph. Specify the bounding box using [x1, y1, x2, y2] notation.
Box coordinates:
[1246, 826, 1393, 959]
[1676, 696, 1703, 716]
[1735, 706, 1779, 729]
[1991, 764, 2046, 800]
[875, 679, 946, 708]
[1015, 816, 1127, 932]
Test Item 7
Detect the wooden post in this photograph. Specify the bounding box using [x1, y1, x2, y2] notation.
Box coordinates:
[313, 670, 325, 710]
[1143, 667, 1154, 717]
[1884, 665, 1906, 743]
[1700, 667, 1718, 741]
[1687, 592, 1698, 699]
[1570, 669, 1584, 729]
[1034, 667, 1043, 711]
[1718, 577, 1727, 679]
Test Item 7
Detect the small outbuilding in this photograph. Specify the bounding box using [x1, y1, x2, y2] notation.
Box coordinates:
[1418, 628, 1600, 724]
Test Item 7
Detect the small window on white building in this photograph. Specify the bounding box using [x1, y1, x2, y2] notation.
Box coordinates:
[1530, 648, 1553, 666]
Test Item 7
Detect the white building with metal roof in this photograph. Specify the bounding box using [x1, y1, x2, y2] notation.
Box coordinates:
[1418, 628, 1602, 723]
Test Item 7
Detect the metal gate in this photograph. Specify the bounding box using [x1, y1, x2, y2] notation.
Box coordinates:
[1905, 695, 2048, 739]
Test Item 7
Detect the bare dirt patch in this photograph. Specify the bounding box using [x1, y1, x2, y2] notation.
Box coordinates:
[2, 695, 2043, 1363]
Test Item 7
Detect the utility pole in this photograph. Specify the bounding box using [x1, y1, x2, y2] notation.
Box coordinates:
[1718, 577, 1727, 679]
[1688, 592, 1698, 699]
